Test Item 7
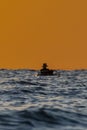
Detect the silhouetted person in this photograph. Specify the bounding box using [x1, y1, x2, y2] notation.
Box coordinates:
[40, 63, 53, 75]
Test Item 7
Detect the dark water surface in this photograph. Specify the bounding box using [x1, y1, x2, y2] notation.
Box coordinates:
[0, 69, 87, 130]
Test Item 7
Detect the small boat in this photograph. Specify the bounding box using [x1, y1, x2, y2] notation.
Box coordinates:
[38, 63, 58, 76]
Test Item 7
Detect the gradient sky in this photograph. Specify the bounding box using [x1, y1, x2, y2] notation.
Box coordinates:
[0, 0, 87, 69]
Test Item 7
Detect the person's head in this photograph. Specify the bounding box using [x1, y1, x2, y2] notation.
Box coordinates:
[42, 63, 48, 69]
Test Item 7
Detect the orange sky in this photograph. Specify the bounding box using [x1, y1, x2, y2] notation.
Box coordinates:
[0, 0, 87, 69]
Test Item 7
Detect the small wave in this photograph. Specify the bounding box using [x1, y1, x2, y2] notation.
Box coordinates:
[16, 108, 87, 128]
[0, 80, 38, 86]
[16, 81, 38, 85]
[0, 107, 87, 130]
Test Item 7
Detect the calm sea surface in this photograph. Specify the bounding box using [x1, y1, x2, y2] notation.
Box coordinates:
[0, 69, 87, 130]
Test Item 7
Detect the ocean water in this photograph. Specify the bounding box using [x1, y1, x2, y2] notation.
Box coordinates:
[0, 69, 87, 130]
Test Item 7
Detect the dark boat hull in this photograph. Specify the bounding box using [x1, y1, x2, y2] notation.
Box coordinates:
[38, 70, 59, 76]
